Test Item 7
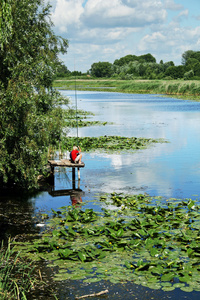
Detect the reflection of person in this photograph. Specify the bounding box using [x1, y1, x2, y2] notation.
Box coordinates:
[70, 146, 82, 164]
[70, 194, 82, 206]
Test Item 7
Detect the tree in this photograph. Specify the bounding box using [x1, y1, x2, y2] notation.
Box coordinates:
[0, 0, 69, 191]
[90, 62, 113, 77]
[113, 55, 138, 66]
[193, 62, 200, 77]
[182, 50, 195, 65]
[165, 65, 185, 79]
[138, 53, 156, 63]
[55, 61, 71, 77]
[0, 0, 68, 88]
[184, 70, 194, 80]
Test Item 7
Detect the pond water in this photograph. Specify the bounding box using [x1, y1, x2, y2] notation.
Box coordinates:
[62, 90, 200, 201]
[1, 90, 200, 299]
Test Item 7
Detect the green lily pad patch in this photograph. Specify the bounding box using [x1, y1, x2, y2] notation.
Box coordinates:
[62, 136, 167, 153]
[13, 193, 200, 292]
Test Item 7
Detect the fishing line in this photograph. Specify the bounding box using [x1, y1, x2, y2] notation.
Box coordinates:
[74, 57, 79, 146]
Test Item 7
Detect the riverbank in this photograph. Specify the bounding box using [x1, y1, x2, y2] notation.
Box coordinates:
[53, 78, 200, 100]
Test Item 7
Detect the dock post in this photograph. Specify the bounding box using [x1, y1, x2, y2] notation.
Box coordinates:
[49, 165, 55, 185]
[51, 165, 54, 175]
[78, 167, 80, 181]
[72, 167, 76, 189]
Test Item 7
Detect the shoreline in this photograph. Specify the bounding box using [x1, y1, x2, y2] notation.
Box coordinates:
[53, 78, 200, 101]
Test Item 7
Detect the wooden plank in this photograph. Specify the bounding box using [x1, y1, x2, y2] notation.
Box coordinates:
[48, 159, 85, 168]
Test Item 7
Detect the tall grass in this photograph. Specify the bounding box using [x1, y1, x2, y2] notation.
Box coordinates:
[53, 78, 200, 100]
[0, 240, 35, 300]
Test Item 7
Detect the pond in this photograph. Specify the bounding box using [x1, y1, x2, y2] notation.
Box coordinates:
[1, 91, 200, 300]
[63, 90, 200, 200]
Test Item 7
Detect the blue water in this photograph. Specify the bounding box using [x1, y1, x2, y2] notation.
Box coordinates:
[3, 90, 200, 299]
[54, 90, 200, 202]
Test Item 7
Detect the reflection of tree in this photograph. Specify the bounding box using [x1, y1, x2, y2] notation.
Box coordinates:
[0, 195, 41, 242]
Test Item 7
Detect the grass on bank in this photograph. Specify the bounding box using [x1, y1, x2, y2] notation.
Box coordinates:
[0, 240, 35, 299]
[53, 79, 200, 100]
[0, 240, 58, 299]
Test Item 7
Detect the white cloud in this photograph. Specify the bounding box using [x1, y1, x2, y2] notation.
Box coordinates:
[52, 0, 167, 32]
[164, 0, 183, 11]
[173, 9, 189, 22]
[49, 0, 200, 72]
[52, 0, 84, 33]
[138, 23, 200, 64]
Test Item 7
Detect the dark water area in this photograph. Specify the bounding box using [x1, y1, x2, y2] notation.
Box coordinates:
[1, 91, 200, 299]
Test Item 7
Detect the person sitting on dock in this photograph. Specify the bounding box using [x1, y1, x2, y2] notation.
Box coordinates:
[70, 146, 82, 164]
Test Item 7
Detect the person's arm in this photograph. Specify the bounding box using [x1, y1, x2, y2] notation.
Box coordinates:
[78, 146, 81, 152]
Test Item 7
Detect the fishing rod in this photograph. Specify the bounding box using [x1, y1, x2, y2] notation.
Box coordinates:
[74, 58, 79, 146]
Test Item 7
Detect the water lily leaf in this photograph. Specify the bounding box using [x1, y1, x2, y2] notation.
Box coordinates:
[161, 282, 172, 287]
[150, 248, 160, 257]
[162, 286, 175, 291]
[179, 275, 191, 283]
[59, 248, 73, 259]
[161, 272, 175, 281]
[188, 200, 195, 210]
[78, 252, 87, 262]
[68, 226, 76, 236]
[180, 286, 193, 292]
[147, 283, 161, 290]
[173, 283, 185, 288]
[52, 230, 60, 237]
[145, 238, 154, 249]
[116, 228, 124, 237]
[187, 248, 194, 258]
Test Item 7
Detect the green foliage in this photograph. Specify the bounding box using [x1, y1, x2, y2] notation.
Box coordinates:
[54, 61, 71, 78]
[0, 239, 35, 299]
[184, 70, 194, 80]
[0, 0, 68, 88]
[90, 61, 113, 78]
[165, 66, 185, 79]
[0, 79, 68, 190]
[0, 0, 13, 48]
[61, 136, 164, 153]
[13, 194, 200, 291]
[54, 78, 200, 99]
[64, 108, 107, 128]
[0, 0, 69, 191]
[113, 53, 156, 66]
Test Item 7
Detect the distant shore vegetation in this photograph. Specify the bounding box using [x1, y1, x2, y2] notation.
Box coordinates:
[54, 51, 200, 100]
[55, 50, 200, 82]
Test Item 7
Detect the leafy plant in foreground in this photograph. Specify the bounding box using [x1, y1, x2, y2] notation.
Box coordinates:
[13, 194, 200, 292]
[0, 240, 35, 299]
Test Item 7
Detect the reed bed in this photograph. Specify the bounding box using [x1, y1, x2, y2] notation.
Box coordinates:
[53, 79, 200, 100]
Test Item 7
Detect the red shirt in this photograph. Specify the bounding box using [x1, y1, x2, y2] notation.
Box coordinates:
[71, 149, 79, 162]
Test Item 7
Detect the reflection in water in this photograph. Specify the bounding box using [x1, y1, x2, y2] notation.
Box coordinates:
[70, 191, 83, 207]
[48, 166, 85, 207]
[1, 91, 200, 299]
[63, 91, 200, 200]
[48, 186, 84, 207]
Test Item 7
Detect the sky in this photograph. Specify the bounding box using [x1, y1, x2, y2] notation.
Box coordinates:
[48, 0, 200, 72]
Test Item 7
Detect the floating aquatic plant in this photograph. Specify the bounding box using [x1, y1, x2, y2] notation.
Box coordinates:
[61, 136, 166, 152]
[13, 194, 200, 292]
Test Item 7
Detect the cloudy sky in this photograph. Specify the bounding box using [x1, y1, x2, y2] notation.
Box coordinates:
[49, 0, 200, 72]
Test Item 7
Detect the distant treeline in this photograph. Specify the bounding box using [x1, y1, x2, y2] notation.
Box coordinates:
[56, 50, 200, 80]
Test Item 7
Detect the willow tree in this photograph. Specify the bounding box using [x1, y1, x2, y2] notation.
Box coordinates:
[0, 0, 69, 191]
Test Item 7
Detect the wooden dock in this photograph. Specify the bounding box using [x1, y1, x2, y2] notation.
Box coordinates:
[48, 159, 85, 188]
[48, 159, 85, 169]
